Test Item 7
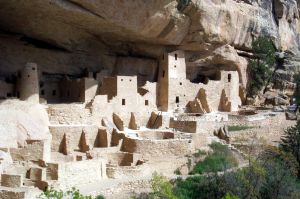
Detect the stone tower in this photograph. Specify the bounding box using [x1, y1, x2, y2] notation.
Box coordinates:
[18, 62, 39, 103]
[158, 50, 186, 111]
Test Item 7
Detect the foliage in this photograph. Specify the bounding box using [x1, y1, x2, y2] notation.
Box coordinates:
[149, 172, 178, 199]
[172, 146, 300, 199]
[38, 187, 104, 199]
[228, 125, 254, 132]
[258, 146, 299, 199]
[248, 36, 276, 96]
[174, 175, 227, 199]
[190, 142, 238, 174]
[221, 193, 240, 199]
[280, 120, 300, 178]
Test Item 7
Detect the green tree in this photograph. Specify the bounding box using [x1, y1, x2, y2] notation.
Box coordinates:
[248, 36, 276, 96]
[280, 121, 300, 178]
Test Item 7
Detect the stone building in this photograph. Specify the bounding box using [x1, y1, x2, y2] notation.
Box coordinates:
[17, 63, 40, 103]
[158, 50, 241, 113]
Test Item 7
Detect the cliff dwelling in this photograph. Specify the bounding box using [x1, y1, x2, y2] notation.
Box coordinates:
[0, 0, 299, 198]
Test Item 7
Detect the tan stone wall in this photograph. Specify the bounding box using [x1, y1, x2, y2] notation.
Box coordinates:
[49, 125, 99, 154]
[10, 140, 50, 161]
[170, 118, 197, 133]
[106, 164, 151, 179]
[48, 104, 91, 125]
[1, 174, 23, 188]
[54, 159, 106, 189]
[137, 130, 174, 140]
[158, 50, 241, 112]
[121, 137, 192, 159]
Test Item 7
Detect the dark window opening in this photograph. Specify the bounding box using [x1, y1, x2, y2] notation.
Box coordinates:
[145, 100, 149, 106]
[27, 75, 30, 78]
[162, 70, 165, 78]
[121, 79, 123, 81]
[179, 82, 182, 85]
[175, 54, 178, 60]
[6, 93, 12, 97]
[176, 96, 179, 103]
[174, 65, 176, 68]
[32, 67, 35, 70]
[130, 79, 132, 82]
[52, 90, 56, 96]
[122, 99, 126, 105]
[228, 74, 232, 82]
[41, 90, 45, 96]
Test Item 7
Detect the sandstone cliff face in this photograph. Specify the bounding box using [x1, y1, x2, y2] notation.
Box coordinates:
[0, 0, 299, 88]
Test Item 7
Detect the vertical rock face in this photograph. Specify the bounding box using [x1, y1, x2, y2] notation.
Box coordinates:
[0, 0, 299, 93]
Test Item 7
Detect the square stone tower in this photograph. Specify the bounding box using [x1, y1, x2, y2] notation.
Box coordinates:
[158, 50, 186, 111]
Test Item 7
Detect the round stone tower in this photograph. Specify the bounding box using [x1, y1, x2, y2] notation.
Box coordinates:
[18, 62, 39, 103]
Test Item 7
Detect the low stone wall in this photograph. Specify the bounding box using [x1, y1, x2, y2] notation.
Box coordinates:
[47, 159, 107, 189]
[121, 137, 192, 159]
[170, 118, 197, 133]
[89, 151, 141, 166]
[10, 140, 50, 161]
[106, 164, 150, 179]
[137, 130, 174, 140]
[47, 104, 91, 125]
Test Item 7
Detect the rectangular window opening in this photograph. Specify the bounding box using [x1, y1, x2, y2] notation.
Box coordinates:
[176, 96, 179, 103]
[145, 100, 149, 106]
[122, 99, 126, 105]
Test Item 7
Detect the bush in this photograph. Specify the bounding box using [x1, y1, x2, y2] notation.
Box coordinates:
[38, 187, 104, 199]
[228, 125, 254, 132]
[248, 36, 276, 96]
[190, 142, 238, 174]
[149, 172, 178, 199]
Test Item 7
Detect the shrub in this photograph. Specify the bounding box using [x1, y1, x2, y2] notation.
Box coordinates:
[221, 193, 240, 199]
[149, 172, 178, 199]
[228, 125, 254, 132]
[38, 187, 103, 199]
[190, 142, 238, 174]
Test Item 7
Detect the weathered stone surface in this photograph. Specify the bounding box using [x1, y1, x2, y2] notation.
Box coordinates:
[0, 100, 51, 148]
